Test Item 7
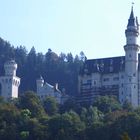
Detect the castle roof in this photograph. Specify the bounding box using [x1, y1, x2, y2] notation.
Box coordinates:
[79, 56, 125, 75]
[80, 54, 140, 75]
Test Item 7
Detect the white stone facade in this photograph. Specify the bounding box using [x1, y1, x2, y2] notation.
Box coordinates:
[36, 76, 68, 104]
[78, 7, 140, 107]
[0, 60, 20, 100]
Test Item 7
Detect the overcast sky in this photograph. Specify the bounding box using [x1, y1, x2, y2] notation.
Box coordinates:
[0, 0, 140, 59]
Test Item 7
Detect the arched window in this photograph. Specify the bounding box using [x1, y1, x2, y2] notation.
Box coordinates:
[15, 80, 17, 86]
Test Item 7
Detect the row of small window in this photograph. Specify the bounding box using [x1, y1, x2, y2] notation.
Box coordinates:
[85, 78, 119, 85]
[121, 86, 136, 95]
[104, 74, 136, 82]
[103, 77, 119, 82]
[86, 77, 120, 84]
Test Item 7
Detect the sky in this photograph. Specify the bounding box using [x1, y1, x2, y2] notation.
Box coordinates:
[0, 0, 140, 59]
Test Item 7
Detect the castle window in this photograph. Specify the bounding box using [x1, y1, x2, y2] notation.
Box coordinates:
[121, 84, 123, 87]
[122, 92, 123, 95]
[121, 75, 124, 79]
[129, 78, 131, 82]
[134, 85, 136, 88]
[103, 78, 109, 82]
[94, 81, 96, 85]
[133, 73, 136, 77]
[15, 81, 17, 86]
[129, 54, 131, 58]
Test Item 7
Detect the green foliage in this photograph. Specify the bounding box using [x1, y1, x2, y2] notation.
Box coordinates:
[18, 91, 45, 118]
[48, 110, 85, 140]
[87, 106, 103, 126]
[123, 101, 134, 111]
[27, 118, 48, 140]
[93, 96, 122, 113]
[43, 96, 58, 116]
[121, 132, 131, 140]
[0, 96, 5, 104]
[20, 131, 29, 140]
[20, 109, 31, 120]
[104, 110, 128, 124]
[80, 106, 104, 127]
[0, 94, 140, 140]
[108, 112, 140, 140]
[0, 103, 20, 140]
[60, 98, 80, 113]
[80, 107, 88, 122]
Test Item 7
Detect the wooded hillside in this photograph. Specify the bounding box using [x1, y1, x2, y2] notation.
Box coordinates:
[0, 37, 86, 95]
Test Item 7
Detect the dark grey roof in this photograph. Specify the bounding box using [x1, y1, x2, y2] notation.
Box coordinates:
[79, 56, 125, 75]
[127, 6, 136, 27]
[80, 54, 140, 75]
[130, 6, 134, 19]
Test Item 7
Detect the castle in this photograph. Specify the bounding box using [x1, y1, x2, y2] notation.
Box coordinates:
[36, 76, 69, 104]
[78, 7, 140, 107]
[0, 6, 139, 107]
[0, 60, 20, 99]
[0, 60, 67, 103]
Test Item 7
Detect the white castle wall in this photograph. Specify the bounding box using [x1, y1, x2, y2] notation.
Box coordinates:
[0, 60, 20, 100]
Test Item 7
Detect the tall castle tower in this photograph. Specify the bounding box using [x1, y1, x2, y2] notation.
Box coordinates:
[0, 60, 20, 100]
[124, 6, 139, 106]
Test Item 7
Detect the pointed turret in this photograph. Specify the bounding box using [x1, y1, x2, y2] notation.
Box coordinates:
[130, 6, 134, 18]
[125, 6, 139, 45]
[126, 6, 139, 32]
[127, 6, 135, 27]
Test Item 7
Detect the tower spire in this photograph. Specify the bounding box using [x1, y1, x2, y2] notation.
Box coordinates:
[127, 2, 136, 27]
[130, 3, 134, 19]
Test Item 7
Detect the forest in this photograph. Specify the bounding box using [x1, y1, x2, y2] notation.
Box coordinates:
[0, 37, 86, 95]
[0, 91, 139, 140]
